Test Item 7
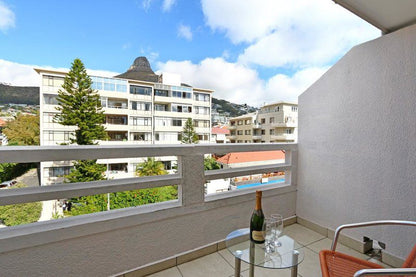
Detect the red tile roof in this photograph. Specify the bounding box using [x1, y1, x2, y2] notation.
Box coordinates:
[216, 150, 285, 164]
[0, 118, 6, 127]
[212, 126, 230, 135]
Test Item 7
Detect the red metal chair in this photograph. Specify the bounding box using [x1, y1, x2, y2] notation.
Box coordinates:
[319, 220, 416, 277]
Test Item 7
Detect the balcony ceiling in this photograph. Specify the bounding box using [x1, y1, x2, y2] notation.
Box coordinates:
[334, 0, 416, 34]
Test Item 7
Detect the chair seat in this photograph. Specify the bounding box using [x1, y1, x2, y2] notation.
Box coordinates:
[319, 250, 384, 277]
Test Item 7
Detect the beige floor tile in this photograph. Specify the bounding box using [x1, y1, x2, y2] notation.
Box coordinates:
[240, 266, 293, 277]
[178, 252, 234, 277]
[297, 247, 322, 277]
[307, 238, 368, 260]
[218, 249, 250, 272]
[146, 267, 183, 277]
[284, 224, 325, 246]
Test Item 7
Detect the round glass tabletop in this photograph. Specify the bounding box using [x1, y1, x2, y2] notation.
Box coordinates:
[225, 228, 304, 269]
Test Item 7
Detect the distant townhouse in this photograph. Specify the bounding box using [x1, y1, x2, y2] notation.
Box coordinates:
[36, 57, 213, 185]
[227, 102, 297, 143]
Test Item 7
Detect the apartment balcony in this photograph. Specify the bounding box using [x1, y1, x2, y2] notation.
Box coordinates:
[252, 135, 262, 140]
[271, 134, 296, 141]
[271, 122, 297, 128]
[228, 125, 237, 130]
[252, 123, 262, 129]
[1, 12, 416, 276]
[227, 135, 237, 140]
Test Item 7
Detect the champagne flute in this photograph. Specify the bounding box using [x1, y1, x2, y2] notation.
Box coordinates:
[263, 218, 276, 253]
[271, 214, 283, 247]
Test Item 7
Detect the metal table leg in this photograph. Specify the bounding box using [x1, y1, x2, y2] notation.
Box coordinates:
[291, 250, 299, 277]
[234, 257, 241, 277]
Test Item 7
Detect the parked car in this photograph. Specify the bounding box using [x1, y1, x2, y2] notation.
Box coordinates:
[0, 180, 17, 188]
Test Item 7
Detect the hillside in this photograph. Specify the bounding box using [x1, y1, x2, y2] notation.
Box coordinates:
[212, 98, 257, 117]
[0, 84, 257, 117]
[0, 83, 39, 105]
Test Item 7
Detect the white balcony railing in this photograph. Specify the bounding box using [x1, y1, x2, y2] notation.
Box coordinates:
[0, 143, 297, 276]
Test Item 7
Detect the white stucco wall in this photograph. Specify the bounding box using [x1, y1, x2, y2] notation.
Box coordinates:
[297, 24, 416, 259]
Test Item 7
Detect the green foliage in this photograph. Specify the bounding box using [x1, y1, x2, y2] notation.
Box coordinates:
[66, 186, 178, 216]
[65, 160, 106, 183]
[0, 184, 42, 226]
[3, 113, 40, 145]
[181, 118, 199, 144]
[55, 58, 107, 145]
[204, 157, 220, 170]
[136, 157, 168, 176]
[0, 163, 35, 182]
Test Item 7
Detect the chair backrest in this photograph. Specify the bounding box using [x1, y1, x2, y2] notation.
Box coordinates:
[402, 244, 416, 268]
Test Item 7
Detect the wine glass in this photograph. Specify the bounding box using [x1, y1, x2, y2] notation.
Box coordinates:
[263, 218, 276, 253]
[271, 214, 283, 247]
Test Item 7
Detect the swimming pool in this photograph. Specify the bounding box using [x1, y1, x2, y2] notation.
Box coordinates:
[237, 178, 285, 189]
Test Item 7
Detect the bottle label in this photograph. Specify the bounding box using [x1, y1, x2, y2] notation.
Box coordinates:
[252, 230, 265, 241]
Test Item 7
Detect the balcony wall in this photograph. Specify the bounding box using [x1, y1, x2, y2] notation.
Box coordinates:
[0, 143, 297, 276]
[297, 24, 416, 260]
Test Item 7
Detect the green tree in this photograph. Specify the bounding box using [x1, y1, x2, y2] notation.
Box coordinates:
[3, 113, 40, 145]
[55, 58, 107, 145]
[204, 156, 220, 170]
[0, 183, 42, 226]
[136, 157, 168, 176]
[181, 118, 199, 144]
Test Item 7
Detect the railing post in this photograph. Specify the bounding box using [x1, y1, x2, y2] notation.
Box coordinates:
[284, 148, 298, 186]
[178, 152, 205, 207]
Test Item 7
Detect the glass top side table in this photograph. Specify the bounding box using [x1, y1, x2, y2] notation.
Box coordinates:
[226, 228, 304, 277]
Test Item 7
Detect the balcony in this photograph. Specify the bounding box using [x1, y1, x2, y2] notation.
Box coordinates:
[228, 125, 237, 130]
[1, 10, 416, 276]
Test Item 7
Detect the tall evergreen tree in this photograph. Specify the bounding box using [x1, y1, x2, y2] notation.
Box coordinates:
[181, 118, 199, 144]
[55, 58, 107, 145]
[54, 59, 107, 184]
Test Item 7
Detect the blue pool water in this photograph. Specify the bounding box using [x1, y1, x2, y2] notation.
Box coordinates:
[237, 178, 285, 189]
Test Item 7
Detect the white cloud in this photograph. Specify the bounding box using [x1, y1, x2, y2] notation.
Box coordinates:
[162, 0, 176, 12]
[202, 0, 380, 68]
[156, 58, 326, 106]
[177, 24, 192, 41]
[141, 0, 154, 12]
[0, 1, 15, 33]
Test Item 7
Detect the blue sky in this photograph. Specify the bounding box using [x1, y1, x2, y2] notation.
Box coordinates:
[0, 0, 379, 106]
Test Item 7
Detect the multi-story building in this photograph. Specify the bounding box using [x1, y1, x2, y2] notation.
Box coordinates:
[227, 102, 297, 143]
[36, 57, 213, 185]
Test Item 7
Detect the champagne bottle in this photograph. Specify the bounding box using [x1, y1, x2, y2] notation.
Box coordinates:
[250, 190, 265, 243]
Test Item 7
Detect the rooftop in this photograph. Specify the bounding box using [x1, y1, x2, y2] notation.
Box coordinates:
[216, 150, 285, 164]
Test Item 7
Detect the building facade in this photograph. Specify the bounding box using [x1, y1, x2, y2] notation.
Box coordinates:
[36, 57, 213, 185]
[227, 102, 297, 143]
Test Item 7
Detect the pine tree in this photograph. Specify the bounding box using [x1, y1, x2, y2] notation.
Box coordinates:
[54, 59, 107, 184]
[181, 118, 199, 144]
[55, 58, 107, 145]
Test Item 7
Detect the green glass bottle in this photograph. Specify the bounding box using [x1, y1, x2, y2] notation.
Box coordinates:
[250, 190, 265, 243]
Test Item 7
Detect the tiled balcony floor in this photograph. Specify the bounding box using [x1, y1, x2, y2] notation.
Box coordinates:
[140, 224, 390, 277]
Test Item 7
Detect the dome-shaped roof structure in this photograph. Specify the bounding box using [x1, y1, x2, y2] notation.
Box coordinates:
[115, 56, 159, 82]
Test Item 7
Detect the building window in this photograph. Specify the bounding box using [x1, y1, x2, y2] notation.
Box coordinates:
[194, 93, 210, 102]
[43, 112, 57, 123]
[270, 129, 275, 135]
[91, 76, 127, 93]
[291, 106, 298, 112]
[172, 119, 182, 126]
[155, 89, 169, 97]
[132, 101, 151, 111]
[194, 106, 209, 115]
[130, 85, 152, 96]
[238, 120, 243, 125]
[269, 117, 275, 124]
[43, 94, 58, 105]
[261, 118, 266, 124]
[44, 131, 72, 142]
[261, 129, 266, 135]
[154, 104, 168, 111]
[49, 166, 72, 177]
[286, 129, 292, 134]
[276, 106, 280, 112]
[132, 132, 151, 141]
[237, 130, 243, 135]
[194, 120, 209, 127]
[172, 104, 192, 113]
[245, 130, 251, 135]
[131, 117, 151, 126]
[245, 119, 251, 125]
[197, 134, 209, 141]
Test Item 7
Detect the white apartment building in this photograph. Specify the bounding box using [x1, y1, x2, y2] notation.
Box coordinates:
[36, 57, 212, 185]
[228, 102, 298, 143]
